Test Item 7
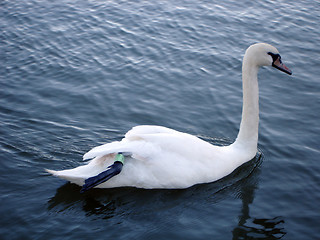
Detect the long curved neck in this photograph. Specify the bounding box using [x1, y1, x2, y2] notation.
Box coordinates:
[234, 54, 259, 154]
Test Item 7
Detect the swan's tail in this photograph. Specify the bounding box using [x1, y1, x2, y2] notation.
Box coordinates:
[45, 167, 88, 186]
[45, 169, 58, 175]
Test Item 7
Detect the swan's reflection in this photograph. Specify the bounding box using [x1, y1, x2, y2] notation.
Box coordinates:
[233, 216, 286, 240]
[48, 153, 286, 239]
[232, 154, 286, 239]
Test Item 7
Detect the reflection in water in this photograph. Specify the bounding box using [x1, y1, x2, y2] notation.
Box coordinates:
[48, 183, 125, 219]
[233, 216, 286, 240]
[232, 154, 286, 240]
[48, 152, 286, 239]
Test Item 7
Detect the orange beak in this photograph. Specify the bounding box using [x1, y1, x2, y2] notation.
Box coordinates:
[272, 55, 292, 75]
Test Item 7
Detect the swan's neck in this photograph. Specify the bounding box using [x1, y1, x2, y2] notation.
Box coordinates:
[234, 55, 259, 155]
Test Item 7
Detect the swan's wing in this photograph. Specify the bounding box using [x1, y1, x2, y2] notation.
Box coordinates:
[83, 140, 155, 160]
[129, 131, 215, 160]
[84, 125, 214, 162]
[83, 125, 181, 160]
[125, 125, 180, 140]
[83, 141, 123, 160]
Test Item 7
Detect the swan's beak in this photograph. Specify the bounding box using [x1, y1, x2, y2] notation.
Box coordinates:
[272, 55, 292, 75]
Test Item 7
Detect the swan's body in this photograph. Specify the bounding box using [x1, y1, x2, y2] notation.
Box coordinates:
[47, 43, 291, 189]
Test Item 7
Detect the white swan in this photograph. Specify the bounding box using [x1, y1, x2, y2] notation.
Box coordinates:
[47, 43, 292, 190]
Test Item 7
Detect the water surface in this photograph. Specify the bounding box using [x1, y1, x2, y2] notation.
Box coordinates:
[1, 0, 319, 239]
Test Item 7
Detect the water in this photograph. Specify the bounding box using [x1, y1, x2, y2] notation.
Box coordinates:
[1, 0, 319, 239]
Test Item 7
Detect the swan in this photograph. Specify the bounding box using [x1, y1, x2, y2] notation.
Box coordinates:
[47, 43, 292, 191]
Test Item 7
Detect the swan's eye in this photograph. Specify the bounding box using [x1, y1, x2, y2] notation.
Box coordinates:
[268, 52, 282, 64]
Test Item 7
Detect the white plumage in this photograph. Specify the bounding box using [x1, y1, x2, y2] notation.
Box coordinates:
[47, 43, 291, 189]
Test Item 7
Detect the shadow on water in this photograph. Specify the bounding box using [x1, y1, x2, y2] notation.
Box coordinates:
[48, 147, 286, 239]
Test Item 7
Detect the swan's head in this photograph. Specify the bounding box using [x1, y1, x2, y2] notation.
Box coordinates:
[245, 43, 292, 75]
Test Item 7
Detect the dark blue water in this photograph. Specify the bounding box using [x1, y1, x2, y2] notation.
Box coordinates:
[1, 0, 319, 239]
